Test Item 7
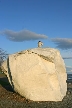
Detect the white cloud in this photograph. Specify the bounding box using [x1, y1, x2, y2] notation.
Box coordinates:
[1, 29, 48, 42]
[66, 66, 72, 68]
[51, 38, 72, 50]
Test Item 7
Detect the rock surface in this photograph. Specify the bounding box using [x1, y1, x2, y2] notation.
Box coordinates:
[1, 48, 67, 101]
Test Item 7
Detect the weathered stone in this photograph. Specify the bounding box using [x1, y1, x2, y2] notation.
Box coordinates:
[1, 48, 67, 101]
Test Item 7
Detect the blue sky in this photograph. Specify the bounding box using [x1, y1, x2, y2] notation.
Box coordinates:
[0, 0, 72, 72]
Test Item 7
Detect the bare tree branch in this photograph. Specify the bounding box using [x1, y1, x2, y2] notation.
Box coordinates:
[0, 48, 8, 66]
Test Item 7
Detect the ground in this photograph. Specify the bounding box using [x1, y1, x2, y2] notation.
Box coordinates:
[0, 72, 72, 108]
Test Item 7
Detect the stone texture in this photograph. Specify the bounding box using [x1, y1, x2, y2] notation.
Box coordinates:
[1, 48, 67, 101]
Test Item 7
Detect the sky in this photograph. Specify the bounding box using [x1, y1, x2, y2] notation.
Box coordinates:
[0, 0, 72, 73]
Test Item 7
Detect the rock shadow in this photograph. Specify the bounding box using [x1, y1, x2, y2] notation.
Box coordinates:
[0, 57, 15, 92]
[6, 57, 14, 92]
[0, 76, 14, 92]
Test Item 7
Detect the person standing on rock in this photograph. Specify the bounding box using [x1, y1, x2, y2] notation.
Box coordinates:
[38, 41, 43, 48]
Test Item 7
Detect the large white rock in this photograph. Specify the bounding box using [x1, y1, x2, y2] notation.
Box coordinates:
[1, 48, 67, 101]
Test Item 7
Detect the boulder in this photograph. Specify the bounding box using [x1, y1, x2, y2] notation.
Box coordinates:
[1, 48, 67, 101]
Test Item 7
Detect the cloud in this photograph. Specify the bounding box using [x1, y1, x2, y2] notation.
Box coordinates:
[51, 38, 72, 50]
[1, 29, 48, 42]
[63, 57, 72, 59]
[66, 66, 72, 68]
